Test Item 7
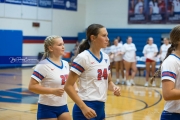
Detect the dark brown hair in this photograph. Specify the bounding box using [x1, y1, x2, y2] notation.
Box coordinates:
[76, 24, 104, 55]
[150, 25, 180, 83]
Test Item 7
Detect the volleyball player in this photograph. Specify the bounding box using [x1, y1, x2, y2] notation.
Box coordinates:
[64, 24, 121, 120]
[28, 35, 76, 120]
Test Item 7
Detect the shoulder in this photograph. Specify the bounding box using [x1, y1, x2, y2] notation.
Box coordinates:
[153, 44, 158, 47]
[74, 50, 89, 61]
[163, 54, 178, 63]
[34, 59, 50, 70]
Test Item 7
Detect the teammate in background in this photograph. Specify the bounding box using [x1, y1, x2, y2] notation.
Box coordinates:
[143, 37, 158, 87]
[117, 36, 123, 45]
[171, 0, 180, 14]
[158, 37, 171, 88]
[151, 25, 180, 120]
[134, 0, 144, 14]
[28, 35, 77, 120]
[149, 0, 160, 14]
[122, 36, 137, 86]
[159, 38, 171, 63]
[64, 24, 120, 120]
[111, 39, 125, 85]
[102, 40, 114, 76]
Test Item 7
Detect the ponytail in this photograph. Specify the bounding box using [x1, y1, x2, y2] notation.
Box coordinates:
[76, 39, 90, 55]
[41, 52, 49, 61]
[150, 44, 176, 83]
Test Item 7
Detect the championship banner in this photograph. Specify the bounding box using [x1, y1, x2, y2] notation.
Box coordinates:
[147, 0, 166, 23]
[166, 0, 180, 23]
[39, 0, 52, 8]
[22, 0, 37, 6]
[65, 0, 77, 11]
[5, 0, 21, 4]
[128, 0, 147, 24]
[53, 0, 65, 9]
[128, 0, 180, 24]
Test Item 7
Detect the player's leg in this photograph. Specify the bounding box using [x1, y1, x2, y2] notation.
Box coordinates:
[145, 62, 150, 86]
[57, 104, 71, 120]
[58, 112, 71, 120]
[119, 60, 125, 81]
[130, 61, 137, 85]
[123, 60, 131, 86]
[151, 61, 156, 87]
[115, 61, 120, 84]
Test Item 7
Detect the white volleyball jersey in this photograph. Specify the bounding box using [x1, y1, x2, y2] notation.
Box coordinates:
[135, 2, 143, 14]
[161, 54, 180, 113]
[70, 50, 110, 102]
[149, 1, 159, 14]
[122, 43, 137, 62]
[111, 44, 123, 61]
[172, 0, 180, 12]
[160, 44, 171, 61]
[102, 46, 112, 55]
[143, 44, 158, 61]
[102, 46, 113, 63]
[31, 58, 69, 106]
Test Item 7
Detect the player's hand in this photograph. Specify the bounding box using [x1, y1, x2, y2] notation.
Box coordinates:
[81, 106, 97, 119]
[113, 86, 121, 96]
[52, 88, 64, 96]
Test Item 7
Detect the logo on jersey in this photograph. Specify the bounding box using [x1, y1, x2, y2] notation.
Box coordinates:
[91, 62, 95, 64]
[104, 59, 107, 63]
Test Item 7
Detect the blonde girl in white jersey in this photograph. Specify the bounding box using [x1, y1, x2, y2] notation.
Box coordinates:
[64, 24, 120, 120]
[122, 36, 137, 86]
[28, 36, 78, 120]
[151, 25, 180, 120]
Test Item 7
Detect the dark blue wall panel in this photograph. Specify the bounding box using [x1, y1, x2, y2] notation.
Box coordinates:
[0, 30, 23, 68]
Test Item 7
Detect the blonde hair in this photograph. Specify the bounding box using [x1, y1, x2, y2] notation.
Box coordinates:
[150, 25, 180, 83]
[41, 35, 61, 60]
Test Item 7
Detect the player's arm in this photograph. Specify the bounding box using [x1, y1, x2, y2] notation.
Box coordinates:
[28, 78, 64, 96]
[73, 81, 79, 92]
[108, 73, 121, 96]
[162, 80, 180, 100]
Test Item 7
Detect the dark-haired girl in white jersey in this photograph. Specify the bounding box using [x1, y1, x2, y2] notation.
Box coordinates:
[64, 24, 120, 120]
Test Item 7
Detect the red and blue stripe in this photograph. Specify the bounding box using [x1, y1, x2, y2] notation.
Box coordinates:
[71, 62, 84, 73]
[162, 71, 176, 79]
[33, 71, 44, 80]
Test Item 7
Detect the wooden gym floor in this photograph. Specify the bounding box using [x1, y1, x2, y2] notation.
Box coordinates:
[0, 67, 164, 120]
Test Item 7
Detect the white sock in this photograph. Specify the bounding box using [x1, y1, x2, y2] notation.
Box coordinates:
[116, 79, 120, 82]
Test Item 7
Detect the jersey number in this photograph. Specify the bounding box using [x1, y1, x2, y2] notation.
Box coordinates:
[60, 75, 68, 85]
[97, 68, 108, 80]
